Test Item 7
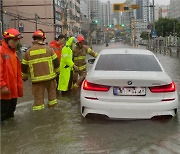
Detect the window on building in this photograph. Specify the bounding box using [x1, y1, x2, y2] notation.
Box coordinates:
[55, 12, 62, 21]
[69, 2, 72, 8]
[55, 0, 58, 5]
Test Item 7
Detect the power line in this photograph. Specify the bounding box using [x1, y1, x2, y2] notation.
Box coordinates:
[3, 11, 55, 27]
[4, 7, 35, 17]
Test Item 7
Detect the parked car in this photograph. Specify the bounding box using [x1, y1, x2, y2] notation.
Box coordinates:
[110, 38, 115, 43]
[20, 46, 28, 52]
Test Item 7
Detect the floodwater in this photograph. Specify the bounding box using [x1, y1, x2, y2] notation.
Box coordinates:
[1, 43, 180, 154]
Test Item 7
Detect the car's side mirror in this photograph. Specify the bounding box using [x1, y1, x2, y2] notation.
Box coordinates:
[88, 59, 95, 64]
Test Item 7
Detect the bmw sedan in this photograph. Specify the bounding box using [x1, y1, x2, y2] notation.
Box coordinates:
[80, 48, 179, 119]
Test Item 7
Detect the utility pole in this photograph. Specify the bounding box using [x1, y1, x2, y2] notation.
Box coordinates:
[35, 13, 39, 30]
[152, 0, 155, 32]
[173, 21, 176, 46]
[17, 15, 20, 31]
[53, 0, 56, 37]
[173, 22, 176, 36]
[89, 0, 93, 46]
[0, 0, 4, 39]
[129, 7, 133, 46]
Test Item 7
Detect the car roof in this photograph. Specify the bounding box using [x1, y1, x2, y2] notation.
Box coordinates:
[100, 48, 154, 55]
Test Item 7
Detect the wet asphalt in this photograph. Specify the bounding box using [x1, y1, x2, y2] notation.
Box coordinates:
[1, 43, 180, 154]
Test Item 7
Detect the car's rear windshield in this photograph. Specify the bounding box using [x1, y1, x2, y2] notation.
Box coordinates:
[95, 54, 162, 71]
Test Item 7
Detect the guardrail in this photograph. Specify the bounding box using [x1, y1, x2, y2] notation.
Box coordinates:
[147, 45, 180, 58]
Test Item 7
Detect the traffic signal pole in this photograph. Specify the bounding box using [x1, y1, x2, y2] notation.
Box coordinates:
[35, 13, 39, 30]
[113, 3, 139, 46]
[152, 0, 155, 32]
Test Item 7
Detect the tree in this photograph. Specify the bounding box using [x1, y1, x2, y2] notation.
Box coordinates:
[140, 31, 149, 40]
[155, 18, 180, 37]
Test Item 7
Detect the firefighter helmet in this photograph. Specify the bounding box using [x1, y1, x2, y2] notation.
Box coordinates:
[77, 35, 85, 43]
[32, 30, 46, 39]
[3, 28, 23, 39]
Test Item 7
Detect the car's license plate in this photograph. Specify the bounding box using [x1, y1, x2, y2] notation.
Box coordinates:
[113, 87, 146, 96]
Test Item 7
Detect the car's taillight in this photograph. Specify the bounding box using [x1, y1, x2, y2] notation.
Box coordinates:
[149, 81, 176, 93]
[83, 80, 110, 91]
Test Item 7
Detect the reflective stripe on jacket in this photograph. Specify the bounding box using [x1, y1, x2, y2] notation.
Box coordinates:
[21, 41, 59, 83]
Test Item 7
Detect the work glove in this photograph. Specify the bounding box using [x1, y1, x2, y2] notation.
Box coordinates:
[73, 65, 79, 71]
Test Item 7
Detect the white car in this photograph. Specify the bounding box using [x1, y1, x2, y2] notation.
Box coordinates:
[110, 38, 115, 43]
[80, 48, 179, 119]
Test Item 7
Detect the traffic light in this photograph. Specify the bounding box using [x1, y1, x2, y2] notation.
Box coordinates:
[122, 24, 125, 27]
[109, 24, 114, 28]
[124, 7, 129, 11]
[113, 3, 124, 12]
[132, 4, 140, 10]
[106, 28, 109, 31]
[92, 20, 98, 24]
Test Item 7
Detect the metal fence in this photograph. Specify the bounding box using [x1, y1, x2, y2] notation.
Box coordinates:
[149, 36, 180, 47]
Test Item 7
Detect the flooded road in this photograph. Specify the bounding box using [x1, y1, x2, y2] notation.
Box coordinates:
[1, 43, 180, 154]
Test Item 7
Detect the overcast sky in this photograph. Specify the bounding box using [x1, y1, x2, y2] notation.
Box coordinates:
[100, 0, 170, 5]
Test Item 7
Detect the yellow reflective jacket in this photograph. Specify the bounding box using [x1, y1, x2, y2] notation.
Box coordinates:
[21, 41, 59, 83]
[58, 37, 75, 91]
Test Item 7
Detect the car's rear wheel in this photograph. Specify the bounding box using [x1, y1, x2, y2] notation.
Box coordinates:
[85, 113, 109, 120]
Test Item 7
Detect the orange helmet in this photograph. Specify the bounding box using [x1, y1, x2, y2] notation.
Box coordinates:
[3, 28, 23, 39]
[32, 30, 46, 39]
[77, 35, 85, 43]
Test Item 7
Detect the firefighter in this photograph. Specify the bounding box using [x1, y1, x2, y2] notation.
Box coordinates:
[0, 28, 23, 121]
[50, 34, 66, 85]
[72, 35, 98, 88]
[21, 30, 60, 111]
[50, 34, 66, 61]
[58, 37, 79, 93]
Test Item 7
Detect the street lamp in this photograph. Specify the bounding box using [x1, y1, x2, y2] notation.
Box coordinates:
[173, 22, 177, 46]
[161, 26, 163, 37]
[173, 22, 176, 37]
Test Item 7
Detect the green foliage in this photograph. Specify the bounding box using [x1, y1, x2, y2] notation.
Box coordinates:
[155, 18, 180, 37]
[140, 31, 149, 40]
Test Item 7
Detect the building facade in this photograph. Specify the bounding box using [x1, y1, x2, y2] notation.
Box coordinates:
[99, 1, 114, 29]
[169, 0, 180, 20]
[100, 2, 108, 28]
[107, 1, 114, 26]
[84, 0, 100, 22]
[66, 0, 81, 36]
[114, 12, 122, 26]
[80, 0, 88, 18]
[159, 5, 169, 18]
[136, 0, 150, 23]
[3, 0, 55, 45]
[135, 19, 149, 41]
[2, 0, 81, 45]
